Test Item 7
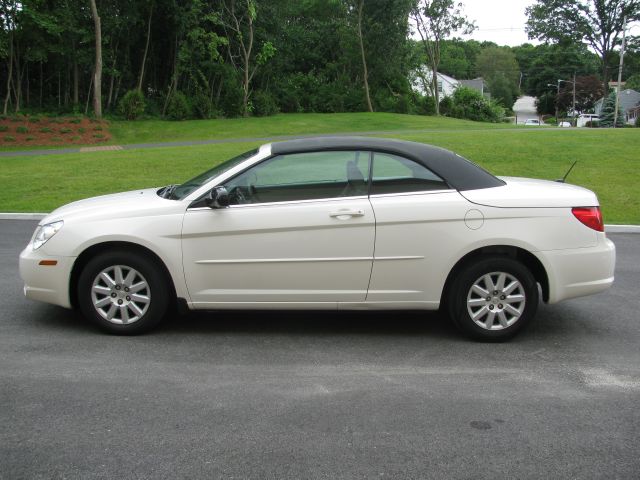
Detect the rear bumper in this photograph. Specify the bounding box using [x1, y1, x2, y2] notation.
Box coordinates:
[541, 236, 616, 304]
[19, 245, 75, 309]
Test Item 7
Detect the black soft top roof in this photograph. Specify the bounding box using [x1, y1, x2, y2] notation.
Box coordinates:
[270, 136, 504, 191]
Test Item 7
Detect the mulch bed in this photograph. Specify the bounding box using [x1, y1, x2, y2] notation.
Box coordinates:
[0, 115, 112, 147]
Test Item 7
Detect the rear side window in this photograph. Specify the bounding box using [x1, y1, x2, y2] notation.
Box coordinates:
[370, 152, 449, 195]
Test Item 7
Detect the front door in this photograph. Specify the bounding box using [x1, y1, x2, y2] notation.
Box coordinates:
[182, 150, 375, 307]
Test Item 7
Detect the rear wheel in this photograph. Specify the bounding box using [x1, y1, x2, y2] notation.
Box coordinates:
[449, 257, 538, 341]
[77, 250, 170, 334]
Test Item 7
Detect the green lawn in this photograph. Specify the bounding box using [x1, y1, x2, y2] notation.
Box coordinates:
[107, 112, 515, 145]
[1, 114, 638, 224]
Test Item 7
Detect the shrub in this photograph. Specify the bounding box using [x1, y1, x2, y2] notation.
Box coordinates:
[29, 117, 41, 123]
[93, 125, 103, 131]
[445, 87, 504, 123]
[118, 89, 146, 120]
[219, 85, 244, 117]
[39, 127, 53, 133]
[78, 127, 86, 134]
[69, 117, 82, 124]
[251, 91, 279, 117]
[71, 135, 81, 141]
[166, 91, 192, 120]
[16, 126, 29, 134]
[585, 120, 600, 128]
[636, 116, 640, 128]
[25, 135, 35, 141]
[93, 133, 106, 139]
[191, 92, 213, 119]
[3, 135, 15, 141]
[0, 125, 8, 132]
[51, 136, 63, 142]
[60, 127, 72, 134]
[10, 116, 22, 122]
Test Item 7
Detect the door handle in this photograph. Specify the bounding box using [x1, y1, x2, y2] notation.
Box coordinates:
[329, 209, 365, 218]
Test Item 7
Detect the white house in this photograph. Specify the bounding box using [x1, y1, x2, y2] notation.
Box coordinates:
[411, 67, 459, 98]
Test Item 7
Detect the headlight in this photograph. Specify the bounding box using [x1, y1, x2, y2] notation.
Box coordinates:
[32, 220, 64, 250]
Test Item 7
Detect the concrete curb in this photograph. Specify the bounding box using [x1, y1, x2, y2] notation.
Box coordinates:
[0, 213, 638, 233]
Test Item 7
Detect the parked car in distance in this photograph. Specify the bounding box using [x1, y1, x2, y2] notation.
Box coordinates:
[558, 121, 572, 127]
[576, 114, 600, 128]
[19, 137, 616, 341]
[524, 119, 542, 126]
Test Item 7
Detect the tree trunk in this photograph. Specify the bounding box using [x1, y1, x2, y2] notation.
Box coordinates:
[85, 73, 94, 115]
[431, 60, 440, 116]
[13, 40, 21, 112]
[3, 32, 13, 115]
[106, 39, 119, 110]
[39, 61, 43, 108]
[356, 0, 373, 112]
[89, 0, 103, 118]
[137, 3, 153, 92]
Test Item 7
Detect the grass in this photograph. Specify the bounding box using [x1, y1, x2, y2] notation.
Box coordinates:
[0, 113, 638, 223]
[107, 112, 515, 145]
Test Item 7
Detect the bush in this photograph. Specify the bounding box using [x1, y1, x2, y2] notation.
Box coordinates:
[29, 117, 41, 123]
[60, 127, 72, 134]
[251, 91, 279, 117]
[3, 135, 15, 141]
[191, 92, 213, 119]
[585, 120, 600, 128]
[25, 135, 35, 141]
[166, 91, 192, 120]
[93, 133, 106, 139]
[68, 117, 82, 124]
[118, 89, 146, 120]
[78, 127, 86, 134]
[16, 126, 28, 134]
[0, 125, 8, 132]
[445, 87, 504, 123]
[39, 127, 53, 133]
[636, 116, 640, 128]
[93, 125, 103, 131]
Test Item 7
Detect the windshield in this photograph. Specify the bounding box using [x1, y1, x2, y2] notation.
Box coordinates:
[162, 148, 259, 200]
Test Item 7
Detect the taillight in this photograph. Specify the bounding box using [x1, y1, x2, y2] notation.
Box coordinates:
[572, 207, 604, 232]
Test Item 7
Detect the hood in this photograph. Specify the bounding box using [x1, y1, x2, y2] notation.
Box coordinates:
[460, 177, 598, 208]
[42, 188, 177, 224]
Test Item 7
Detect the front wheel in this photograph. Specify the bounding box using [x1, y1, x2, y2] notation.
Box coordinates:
[449, 257, 539, 341]
[77, 250, 170, 334]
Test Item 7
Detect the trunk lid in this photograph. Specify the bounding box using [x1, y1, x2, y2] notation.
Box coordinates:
[460, 177, 598, 208]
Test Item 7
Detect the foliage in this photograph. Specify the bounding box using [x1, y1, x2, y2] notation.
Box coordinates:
[556, 75, 604, 113]
[191, 92, 214, 119]
[443, 87, 504, 122]
[411, 0, 475, 114]
[525, 0, 640, 90]
[475, 46, 520, 109]
[250, 91, 278, 117]
[625, 74, 640, 91]
[599, 92, 625, 127]
[118, 90, 146, 120]
[165, 91, 192, 120]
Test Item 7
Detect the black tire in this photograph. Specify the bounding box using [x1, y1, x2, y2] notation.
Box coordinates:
[448, 256, 538, 342]
[77, 250, 170, 334]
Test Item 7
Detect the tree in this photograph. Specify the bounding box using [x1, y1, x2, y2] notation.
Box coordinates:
[221, 0, 275, 116]
[599, 90, 625, 126]
[557, 75, 604, 113]
[526, 0, 640, 93]
[625, 73, 640, 90]
[89, 0, 102, 118]
[411, 0, 474, 115]
[352, 0, 373, 111]
[475, 46, 520, 109]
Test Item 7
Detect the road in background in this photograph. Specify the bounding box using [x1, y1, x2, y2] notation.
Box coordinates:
[2, 220, 639, 479]
[513, 96, 540, 125]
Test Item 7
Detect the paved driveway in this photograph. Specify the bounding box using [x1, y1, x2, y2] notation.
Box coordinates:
[514, 96, 540, 125]
[1, 220, 639, 479]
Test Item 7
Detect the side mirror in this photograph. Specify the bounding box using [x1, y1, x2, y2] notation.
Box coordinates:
[205, 186, 230, 209]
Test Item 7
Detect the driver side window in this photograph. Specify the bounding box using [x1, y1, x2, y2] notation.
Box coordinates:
[224, 150, 370, 205]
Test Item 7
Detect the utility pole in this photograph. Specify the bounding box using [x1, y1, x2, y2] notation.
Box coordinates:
[572, 72, 576, 126]
[614, 15, 627, 128]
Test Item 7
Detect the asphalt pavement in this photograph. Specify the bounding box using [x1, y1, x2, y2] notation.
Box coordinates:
[1, 220, 639, 479]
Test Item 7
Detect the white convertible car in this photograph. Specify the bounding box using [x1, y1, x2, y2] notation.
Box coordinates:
[19, 137, 615, 340]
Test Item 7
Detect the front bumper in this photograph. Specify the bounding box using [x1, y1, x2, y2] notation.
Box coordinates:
[542, 236, 616, 304]
[19, 245, 76, 309]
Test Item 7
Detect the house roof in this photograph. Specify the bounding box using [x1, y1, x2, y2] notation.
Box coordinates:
[595, 89, 640, 114]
